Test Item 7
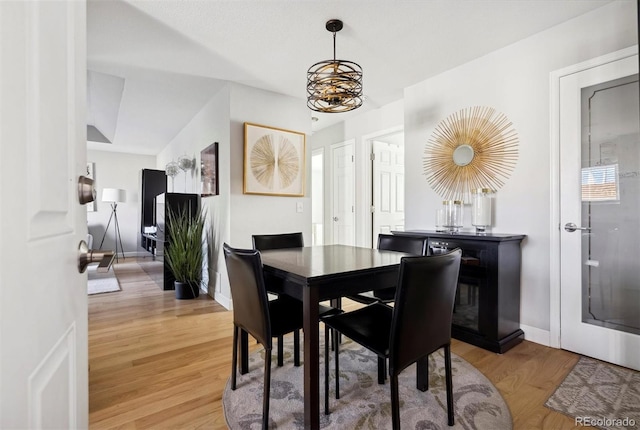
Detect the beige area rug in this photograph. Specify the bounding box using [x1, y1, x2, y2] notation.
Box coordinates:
[223, 336, 512, 429]
[545, 357, 640, 430]
[87, 265, 121, 295]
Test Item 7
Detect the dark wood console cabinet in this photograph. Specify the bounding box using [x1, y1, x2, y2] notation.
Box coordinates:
[394, 230, 526, 353]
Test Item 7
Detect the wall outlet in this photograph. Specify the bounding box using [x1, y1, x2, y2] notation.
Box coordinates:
[296, 202, 303, 213]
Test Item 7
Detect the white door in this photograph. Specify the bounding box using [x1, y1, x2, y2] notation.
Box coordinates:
[372, 138, 405, 243]
[311, 149, 324, 245]
[331, 141, 355, 245]
[559, 52, 640, 370]
[0, 1, 89, 427]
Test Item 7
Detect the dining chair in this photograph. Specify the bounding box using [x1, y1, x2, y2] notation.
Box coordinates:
[252, 232, 304, 364]
[323, 249, 462, 429]
[346, 233, 428, 304]
[223, 243, 304, 429]
[252, 232, 342, 360]
[252, 232, 304, 251]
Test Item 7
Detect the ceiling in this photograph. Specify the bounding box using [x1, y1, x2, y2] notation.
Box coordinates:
[87, 0, 614, 155]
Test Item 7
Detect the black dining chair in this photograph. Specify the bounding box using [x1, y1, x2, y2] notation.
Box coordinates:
[252, 232, 304, 365]
[323, 249, 462, 429]
[223, 243, 304, 429]
[346, 234, 428, 305]
[252, 232, 342, 357]
[252, 232, 304, 251]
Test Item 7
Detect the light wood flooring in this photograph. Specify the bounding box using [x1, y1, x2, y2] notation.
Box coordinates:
[89, 259, 591, 429]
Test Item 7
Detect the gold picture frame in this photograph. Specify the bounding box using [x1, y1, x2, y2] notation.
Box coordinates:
[243, 122, 305, 196]
[423, 106, 519, 202]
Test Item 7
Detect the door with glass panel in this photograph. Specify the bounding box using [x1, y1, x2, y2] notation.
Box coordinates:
[559, 53, 640, 370]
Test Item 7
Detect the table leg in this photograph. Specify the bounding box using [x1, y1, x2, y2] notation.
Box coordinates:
[416, 356, 428, 392]
[239, 329, 249, 374]
[303, 286, 320, 430]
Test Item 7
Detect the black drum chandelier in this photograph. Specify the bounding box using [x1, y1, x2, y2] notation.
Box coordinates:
[306, 19, 363, 113]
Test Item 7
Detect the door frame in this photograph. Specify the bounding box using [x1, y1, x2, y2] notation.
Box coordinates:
[329, 139, 355, 245]
[549, 45, 637, 349]
[362, 126, 404, 248]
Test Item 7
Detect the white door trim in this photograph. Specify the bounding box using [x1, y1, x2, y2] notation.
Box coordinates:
[329, 139, 355, 245]
[549, 45, 638, 349]
[362, 126, 404, 248]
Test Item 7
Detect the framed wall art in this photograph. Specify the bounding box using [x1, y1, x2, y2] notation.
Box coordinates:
[243, 122, 305, 196]
[86, 162, 96, 212]
[200, 142, 219, 197]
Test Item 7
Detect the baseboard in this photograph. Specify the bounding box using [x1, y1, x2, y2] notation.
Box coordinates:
[520, 324, 551, 347]
[214, 291, 232, 310]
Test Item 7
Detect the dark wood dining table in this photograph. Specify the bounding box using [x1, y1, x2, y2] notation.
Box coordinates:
[239, 244, 411, 430]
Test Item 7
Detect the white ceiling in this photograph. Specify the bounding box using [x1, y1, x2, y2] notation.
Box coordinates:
[87, 0, 615, 155]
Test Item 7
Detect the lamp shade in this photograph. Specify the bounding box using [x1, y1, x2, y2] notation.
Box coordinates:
[102, 188, 126, 203]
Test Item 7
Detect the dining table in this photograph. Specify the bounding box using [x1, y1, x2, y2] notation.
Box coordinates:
[238, 244, 416, 430]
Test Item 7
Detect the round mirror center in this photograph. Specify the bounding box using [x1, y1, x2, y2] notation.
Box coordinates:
[453, 144, 474, 166]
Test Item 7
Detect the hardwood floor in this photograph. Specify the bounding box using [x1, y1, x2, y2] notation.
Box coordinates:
[89, 259, 590, 429]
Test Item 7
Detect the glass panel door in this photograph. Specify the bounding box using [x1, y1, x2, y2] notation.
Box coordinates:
[559, 51, 640, 371]
[580, 75, 640, 336]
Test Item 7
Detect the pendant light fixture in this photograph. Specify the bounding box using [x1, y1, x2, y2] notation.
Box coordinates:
[307, 19, 363, 113]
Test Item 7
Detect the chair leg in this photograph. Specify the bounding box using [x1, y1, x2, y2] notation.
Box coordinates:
[416, 356, 428, 392]
[444, 345, 454, 426]
[293, 330, 300, 367]
[324, 325, 330, 415]
[334, 328, 340, 399]
[263, 348, 272, 430]
[377, 356, 386, 384]
[390, 373, 400, 430]
[277, 335, 284, 367]
[231, 325, 238, 390]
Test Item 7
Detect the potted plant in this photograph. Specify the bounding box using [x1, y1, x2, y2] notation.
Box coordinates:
[164, 204, 207, 299]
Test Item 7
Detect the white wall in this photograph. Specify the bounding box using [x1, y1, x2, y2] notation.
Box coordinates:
[310, 99, 404, 248]
[158, 82, 311, 309]
[157, 85, 231, 304]
[87, 149, 156, 256]
[309, 1, 636, 342]
[403, 1, 636, 335]
[228, 83, 312, 249]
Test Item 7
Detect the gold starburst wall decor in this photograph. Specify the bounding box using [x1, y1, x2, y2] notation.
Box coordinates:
[423, 106, 519, 202]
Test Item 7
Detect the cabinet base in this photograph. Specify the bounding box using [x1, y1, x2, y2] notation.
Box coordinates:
[453, 327, 524, 354]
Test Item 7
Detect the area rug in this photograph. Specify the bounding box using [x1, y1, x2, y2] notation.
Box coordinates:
[223, 336, 512, 429]
[87, 265, 121, 295]
[545, 356, 640, 430]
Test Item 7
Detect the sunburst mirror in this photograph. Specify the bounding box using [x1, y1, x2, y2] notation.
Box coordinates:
[423, 106, 519, 202]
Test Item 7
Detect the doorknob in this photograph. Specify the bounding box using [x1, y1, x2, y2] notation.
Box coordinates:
[77, 240, 115, 273]
[333, 216, 339, 222]
[564, 222, 591, 233]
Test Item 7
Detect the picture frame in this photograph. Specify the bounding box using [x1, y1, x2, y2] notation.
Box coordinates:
[86, 162, 96, 212]
[200, 142, 219, 197]
[243, 122, 305, 196]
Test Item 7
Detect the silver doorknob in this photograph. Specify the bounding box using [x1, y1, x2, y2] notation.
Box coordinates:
[564, 222, 591, 233]
[333, 216, 339, 222]
[77, 240, 115, 273]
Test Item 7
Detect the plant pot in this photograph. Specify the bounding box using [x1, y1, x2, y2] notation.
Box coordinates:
[175, 281, 200, 299]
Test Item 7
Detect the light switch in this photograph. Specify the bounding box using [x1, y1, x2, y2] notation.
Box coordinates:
[296, 202, 303, 213]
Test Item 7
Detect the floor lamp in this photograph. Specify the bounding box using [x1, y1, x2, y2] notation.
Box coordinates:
[98, 188, 126, 263]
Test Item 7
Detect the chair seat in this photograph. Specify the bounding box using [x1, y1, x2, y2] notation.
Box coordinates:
[268, 298, 303, 336]
[322, 302, 392, 357]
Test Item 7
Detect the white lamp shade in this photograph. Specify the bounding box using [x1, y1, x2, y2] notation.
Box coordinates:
[102, 188, 126, 203]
